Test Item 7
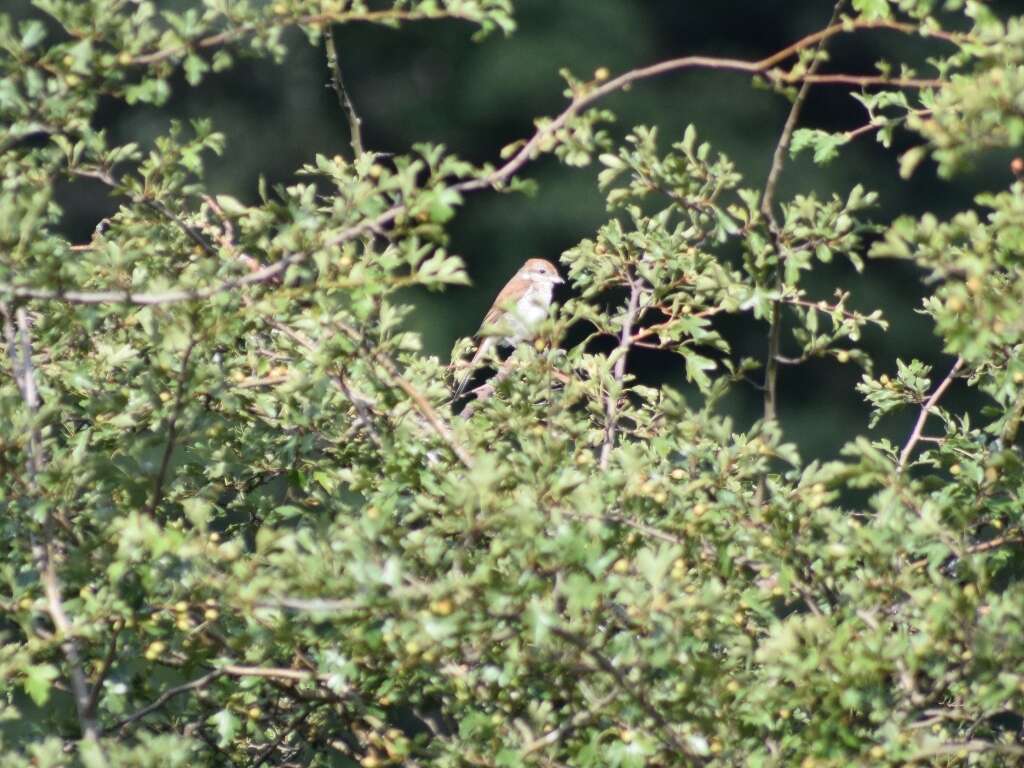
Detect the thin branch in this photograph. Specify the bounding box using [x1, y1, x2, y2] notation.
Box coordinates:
[85, 619, 123, 719]
[220, 664, 330, 682]
[110, 662, 332, 733]
[522, 691, 616, 755]
[333, 320, 475, 468]
[110, 670, 223, 732]
[909, 530, 1022, 572]
[599, 274, 642, 470]
[756, 1, 845, 505]
[259, 312, 384, 449]
[550, 628, 699, 760]
[0, 304, 99, 742]
[457, 16, 955, 194]
[147, 337, 197, 515]
[5, 19, 957, 310]
[249, 705, 313, 767]
[898, 356, 964, 471]
[325, 28, 364, 157]
[70, 168, 219, 258]
[130, 9, 490, 66]
[561, 508, 684, 547]
[910, 740, 1024, 761]
[458, 356, 517, 419]
[0, 252, 303, 305]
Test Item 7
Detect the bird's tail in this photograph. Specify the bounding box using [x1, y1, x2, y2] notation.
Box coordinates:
[452, 339, 491, 400]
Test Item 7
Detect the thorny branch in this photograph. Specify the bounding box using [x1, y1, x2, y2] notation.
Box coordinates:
[898, 356, 964, 471]
[756, 0, 846, 505]
[325, 27, 364, 157]
[551, 627, 701, 761]
[86, 619, 123, 719]
[147, 337, 197, 515]
[0, 302, 100, 742]
[1, 17, 959, 308]
[110, 670, 224, 732]
[599, 273, 642, 469]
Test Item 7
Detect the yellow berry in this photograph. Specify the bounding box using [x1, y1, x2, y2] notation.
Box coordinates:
[594, 67, 610, 81]
[430, 599, 453, 616]
[144, 641, 165, 660]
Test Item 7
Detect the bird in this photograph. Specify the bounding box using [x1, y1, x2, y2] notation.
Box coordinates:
[452, 258, 564, 399]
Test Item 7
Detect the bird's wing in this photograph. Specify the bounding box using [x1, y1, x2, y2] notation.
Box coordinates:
[479, 278, 524, 332]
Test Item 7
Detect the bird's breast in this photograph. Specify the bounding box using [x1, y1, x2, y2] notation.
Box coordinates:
[504, 284, 552, 343]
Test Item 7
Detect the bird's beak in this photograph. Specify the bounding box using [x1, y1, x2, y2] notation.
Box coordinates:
[553, 274, 565, 284]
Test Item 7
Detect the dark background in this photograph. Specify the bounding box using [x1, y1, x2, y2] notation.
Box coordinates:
[55, 0, 1024, 462]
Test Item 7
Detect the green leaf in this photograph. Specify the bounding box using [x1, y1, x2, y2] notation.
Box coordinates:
[24, 664, 58, 706]
[852, 0, 892, 20]
[209, 709, 240, 747]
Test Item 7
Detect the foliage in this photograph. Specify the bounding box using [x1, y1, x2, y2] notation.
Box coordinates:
[2, 1, 1024, 766]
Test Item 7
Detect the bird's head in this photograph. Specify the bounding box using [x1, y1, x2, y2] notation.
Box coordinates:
[518, 258, 564, 286]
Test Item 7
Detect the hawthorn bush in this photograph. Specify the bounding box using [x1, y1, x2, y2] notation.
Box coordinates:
[2, 1, 1024, 766]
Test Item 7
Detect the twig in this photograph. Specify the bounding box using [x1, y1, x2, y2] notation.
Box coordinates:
[85, 619, 123, 719]
[249, 705, 313, 767]
[7, 19, 958, 309]
[561, 508, 684, 546]
[110, 670, 223, 732]
[130, 9, 490, 66]
[456, 16, 954, 194]
[909, 740, 1024, 761]
[898, 356, 964, 471]
[0, 304, 100, 742]
[325, 28, 364, 157]
[333, 320, 475, 468]
[522, 691, 616, 755]
[599, 274, 642, 469]
[756, 1, 845, 505]
[458, 356, 517, 419]
[147, 337, 197, 515]
[220, 664, 330, 681]
[259, 313, 384, 449]
[550, 628, 699, 760]
[908, 530, 1020, 572]
[71, 168, 219, 258]
[111, 662, 332, 733]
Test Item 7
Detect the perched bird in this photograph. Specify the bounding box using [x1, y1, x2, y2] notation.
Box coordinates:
[453, 258, 564, 398]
